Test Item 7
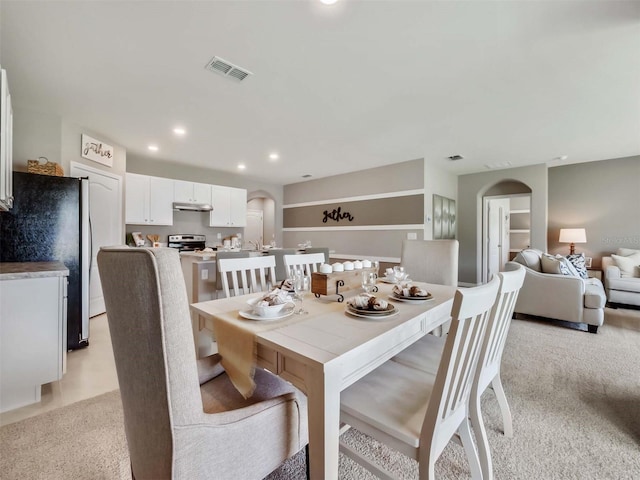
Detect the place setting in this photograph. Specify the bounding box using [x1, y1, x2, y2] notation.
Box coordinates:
[389, 282, 433, 304]
[344, 271, 399, 319]
[345, 293, 398, 319]
[239, 288, 296, 321]
[379, 265, 411, 284]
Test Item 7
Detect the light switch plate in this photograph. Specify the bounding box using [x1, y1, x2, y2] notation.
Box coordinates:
[201, 269, 209, 280]
[407, 232, 417, 240]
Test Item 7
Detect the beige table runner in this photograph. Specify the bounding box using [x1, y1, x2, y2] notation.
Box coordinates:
[212, 294, 312, 398]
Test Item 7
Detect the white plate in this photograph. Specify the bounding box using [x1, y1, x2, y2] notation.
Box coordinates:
[379, 276, 411, 284]
[239, 304, 296, 321]
[346, 308, 399, 319]
[388, 294, 433, 304]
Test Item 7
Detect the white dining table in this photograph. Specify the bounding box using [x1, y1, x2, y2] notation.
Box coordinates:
[191, 281, 455, 480]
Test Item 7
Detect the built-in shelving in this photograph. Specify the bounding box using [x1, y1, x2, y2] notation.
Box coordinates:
[509, 197, 531, 258]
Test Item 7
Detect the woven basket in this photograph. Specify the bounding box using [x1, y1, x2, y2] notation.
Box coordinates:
[27, 157, 64, 176]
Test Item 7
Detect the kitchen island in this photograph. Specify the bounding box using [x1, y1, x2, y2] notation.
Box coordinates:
[0, 262, 68, 412]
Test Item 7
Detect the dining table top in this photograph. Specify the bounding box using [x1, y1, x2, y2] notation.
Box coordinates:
[191, 281, 455, 381]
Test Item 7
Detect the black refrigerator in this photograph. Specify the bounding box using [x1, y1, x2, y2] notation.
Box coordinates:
[0, 171, 90, 350]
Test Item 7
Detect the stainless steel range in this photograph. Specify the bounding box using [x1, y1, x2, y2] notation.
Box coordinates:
[168, 234, 206, 252]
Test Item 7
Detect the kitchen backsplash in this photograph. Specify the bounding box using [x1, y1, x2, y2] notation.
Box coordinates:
[125, 210, 244, 247]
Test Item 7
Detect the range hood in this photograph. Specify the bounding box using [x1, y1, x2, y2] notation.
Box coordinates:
[173, 202, 213, 212]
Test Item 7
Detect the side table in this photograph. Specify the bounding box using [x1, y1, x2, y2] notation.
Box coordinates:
[587, 268, 602, 281]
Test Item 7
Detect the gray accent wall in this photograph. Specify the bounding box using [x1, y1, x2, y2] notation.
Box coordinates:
[283, 158, 457, 261]
[283, 160, 424, 260]
[284, 159, 424, 203]
[458, 163, 548, 285]
[284, 195, 423, 228]
[548, 155, 640, 268]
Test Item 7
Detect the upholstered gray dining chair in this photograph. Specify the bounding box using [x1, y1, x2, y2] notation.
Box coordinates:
[98, 247, 308, 480]
[265, 248, 296, 283]
[401, 239, 459, 335]
[400, 239, 459, 287]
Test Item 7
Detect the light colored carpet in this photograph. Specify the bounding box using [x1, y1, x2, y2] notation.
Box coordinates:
[2, 308, 639, 479]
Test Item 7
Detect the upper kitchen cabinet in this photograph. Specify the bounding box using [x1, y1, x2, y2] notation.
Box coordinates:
[174, 180, 211, 204]
[0, 67, 13, 211]
[209, 185, 247, 227]
[125, 173, 174, 225]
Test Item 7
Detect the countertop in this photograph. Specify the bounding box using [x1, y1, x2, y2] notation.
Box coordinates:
[0, 261, 69, 280]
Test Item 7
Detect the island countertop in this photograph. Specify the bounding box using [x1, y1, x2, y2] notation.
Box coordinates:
[0, 261, 69, 280]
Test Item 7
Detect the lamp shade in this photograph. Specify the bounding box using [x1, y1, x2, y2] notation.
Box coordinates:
[559, 228, 587, 244]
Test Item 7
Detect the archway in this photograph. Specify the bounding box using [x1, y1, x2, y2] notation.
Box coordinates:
[246, 190, 276, 248]
[481, 180, 532, 282]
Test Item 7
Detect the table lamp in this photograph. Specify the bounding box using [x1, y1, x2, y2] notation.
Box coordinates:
[559, 228, 586, 255]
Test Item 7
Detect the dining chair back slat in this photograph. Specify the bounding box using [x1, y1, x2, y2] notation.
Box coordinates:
[217, 256, 276, 298]
[283, 253, 326, 279]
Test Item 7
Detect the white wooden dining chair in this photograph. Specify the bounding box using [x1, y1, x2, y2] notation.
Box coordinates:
[392, 264, 526, 479]
[217, 256, 276, 298]
[340, 276, 500, 480]
[283, 253, 326, 279]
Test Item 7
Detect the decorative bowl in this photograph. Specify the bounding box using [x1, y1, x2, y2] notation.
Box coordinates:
[247, 297, 294, 318]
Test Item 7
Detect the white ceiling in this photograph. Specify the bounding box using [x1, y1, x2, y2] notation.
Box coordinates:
[1, 1, 639, 185]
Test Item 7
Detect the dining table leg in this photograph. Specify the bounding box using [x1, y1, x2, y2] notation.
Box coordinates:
[306, 360, 342, 480]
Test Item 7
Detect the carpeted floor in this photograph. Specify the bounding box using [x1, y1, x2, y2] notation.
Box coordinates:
[2, 309, 639, 479]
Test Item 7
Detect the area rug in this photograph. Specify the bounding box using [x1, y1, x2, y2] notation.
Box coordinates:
[2, 312, 639, 479]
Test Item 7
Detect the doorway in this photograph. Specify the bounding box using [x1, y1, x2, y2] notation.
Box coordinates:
[245, 209, 264, 247]
[483, 197, 510, 282]
[482, 193, 531, 283]
[70, 162, 123, 317]
[246, 195, 276, 247]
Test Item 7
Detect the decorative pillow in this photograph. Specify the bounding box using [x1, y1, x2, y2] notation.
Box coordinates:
[557, 255, 580, 277]
[611, 252, 640, 278]
[514, 249, 543, 272]
[616, 248, 640, 257]
[566, 253, 588, 279]
[541, 253, 571, 275]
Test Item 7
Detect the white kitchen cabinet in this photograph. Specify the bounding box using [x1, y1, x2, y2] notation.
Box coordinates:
[0, 264, 68, 413]
[209, 185, 247, 227]
[174, 180, 211, 204]
[125, 172, 174, 225]
[0, 66, 13, 211]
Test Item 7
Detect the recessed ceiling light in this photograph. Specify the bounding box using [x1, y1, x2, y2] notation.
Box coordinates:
[302, 174, 313, 178]
[553, 155, 569, 161]
[269, 153, 279, 161]
[237, 163, 246, 170]
[447, 154, 464, 161]
[320, 0, 339, 4]
[173, 127, 186, 136]
[148, 145, 159, 152]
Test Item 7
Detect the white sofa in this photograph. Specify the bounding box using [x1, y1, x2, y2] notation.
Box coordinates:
[505, 248, 606, 333]
[602, 251, 640, 307]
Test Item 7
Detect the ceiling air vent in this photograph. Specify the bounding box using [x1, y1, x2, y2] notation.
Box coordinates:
[447, 155, 464, 161]
[205, 56, 253, 82]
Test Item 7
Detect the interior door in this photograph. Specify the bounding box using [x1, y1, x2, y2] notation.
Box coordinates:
[71, 163, 123, 317]
[245, 209, 264, 247]
[486, 198, 510, 282]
